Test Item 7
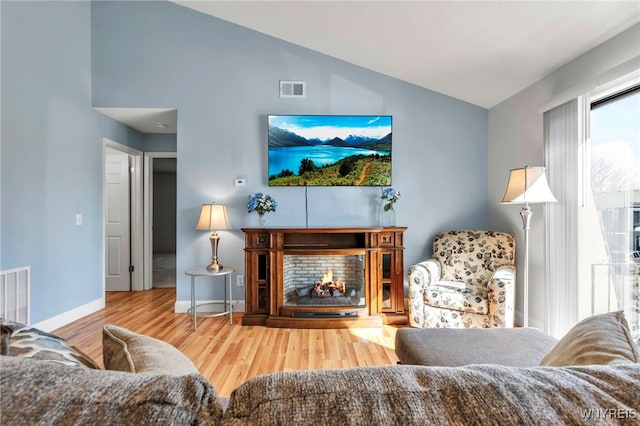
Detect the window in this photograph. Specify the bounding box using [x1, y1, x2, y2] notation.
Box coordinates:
[545, 78, 639, 338]
[580, 84, 639, 338]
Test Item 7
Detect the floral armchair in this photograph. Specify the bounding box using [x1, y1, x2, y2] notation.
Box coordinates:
[408, 230, 516, 328]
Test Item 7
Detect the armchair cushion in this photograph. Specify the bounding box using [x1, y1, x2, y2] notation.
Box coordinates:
[424, 282, 488, 314]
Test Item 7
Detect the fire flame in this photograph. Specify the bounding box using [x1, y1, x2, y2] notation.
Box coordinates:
[322, 269, 333, 285]
[317, 268, 345, 294]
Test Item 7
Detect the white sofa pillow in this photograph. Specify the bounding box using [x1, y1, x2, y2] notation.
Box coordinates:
[540, 311, 640, 367]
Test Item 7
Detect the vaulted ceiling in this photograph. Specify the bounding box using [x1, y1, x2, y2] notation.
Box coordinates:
[173, 1, 639, 108]
[98, 1, 639, 132]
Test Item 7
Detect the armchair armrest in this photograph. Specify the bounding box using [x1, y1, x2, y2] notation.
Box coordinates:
[487, 265, 516, 327]
[408, 259, 441, 328]
[408, 259, 440, 289]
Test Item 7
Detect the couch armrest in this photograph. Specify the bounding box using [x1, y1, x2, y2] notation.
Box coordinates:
[408, 259, 440, 328]
[487, 265, 515, 327]
[0, 356, 223, 425]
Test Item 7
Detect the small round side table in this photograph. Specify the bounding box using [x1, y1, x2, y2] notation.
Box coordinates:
[185, 267, 235, 331]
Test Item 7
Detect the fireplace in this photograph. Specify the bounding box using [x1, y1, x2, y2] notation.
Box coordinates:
[283, 254, 366, 308]
[242, 227, 407, 328]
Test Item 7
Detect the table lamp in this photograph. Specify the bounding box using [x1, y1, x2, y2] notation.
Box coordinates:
[196, 203, 230, 271]
[501, 166, 557, 327]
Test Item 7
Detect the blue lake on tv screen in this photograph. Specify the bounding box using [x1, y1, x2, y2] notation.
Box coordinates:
[269, 145, 388, 176]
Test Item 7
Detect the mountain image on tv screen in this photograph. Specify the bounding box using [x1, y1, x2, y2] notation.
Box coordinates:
[268, 115, 392, 186]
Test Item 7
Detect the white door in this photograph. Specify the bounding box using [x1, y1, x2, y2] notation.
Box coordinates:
[105, 150, 131, 291]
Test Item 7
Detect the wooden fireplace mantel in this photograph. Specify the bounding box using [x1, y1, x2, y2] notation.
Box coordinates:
[241, 227, 408, 328]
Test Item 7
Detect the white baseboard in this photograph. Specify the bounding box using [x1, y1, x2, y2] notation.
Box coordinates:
[32, 297, 105, 332]
[175, 299, 245, 313]
[30, 297, 244, 332]
[515, 308, 545, 330]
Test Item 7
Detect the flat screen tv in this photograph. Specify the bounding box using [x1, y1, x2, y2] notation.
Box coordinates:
[268, 115, 392, 186]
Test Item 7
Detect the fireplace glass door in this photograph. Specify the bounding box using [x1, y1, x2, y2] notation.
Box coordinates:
[283, 254, 366, 307]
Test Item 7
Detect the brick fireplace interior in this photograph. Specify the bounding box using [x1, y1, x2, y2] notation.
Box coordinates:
[283, 254, 366, 308]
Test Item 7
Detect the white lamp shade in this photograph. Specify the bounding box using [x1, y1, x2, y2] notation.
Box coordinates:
[196, 203, 230, 231]
[501, 166, 557, 204]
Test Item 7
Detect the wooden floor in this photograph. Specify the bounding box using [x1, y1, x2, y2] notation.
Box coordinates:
[53, 288, 401, 397]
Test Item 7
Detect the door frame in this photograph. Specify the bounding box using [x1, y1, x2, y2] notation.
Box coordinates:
[143, 151, 178, 290]
[102, 138, 144, 292]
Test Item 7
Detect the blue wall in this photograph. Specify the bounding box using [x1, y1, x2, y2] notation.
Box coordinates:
[1, 0, 488, 323]
[143, 134, 177, 152]
[0, 1, 138, 322]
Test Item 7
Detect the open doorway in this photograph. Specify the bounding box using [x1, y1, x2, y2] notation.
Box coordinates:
[151, 158, 177, 288]
[143, 152, 178, 290]
[95, 108, 177, 293]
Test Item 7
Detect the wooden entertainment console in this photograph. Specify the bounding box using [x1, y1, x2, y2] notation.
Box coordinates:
[241, 227, 408, 328]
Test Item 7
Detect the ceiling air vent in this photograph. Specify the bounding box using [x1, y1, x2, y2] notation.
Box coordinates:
[280, 81, 306, 98]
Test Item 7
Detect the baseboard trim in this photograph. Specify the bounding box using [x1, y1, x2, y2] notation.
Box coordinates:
[175, 300, 245, 313]
[515, 308, 545, 330]
[32, 297, 105, 332]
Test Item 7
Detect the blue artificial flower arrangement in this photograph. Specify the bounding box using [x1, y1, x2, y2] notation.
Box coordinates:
[381, 187, 401, 211]
[247, 192, 277, 215]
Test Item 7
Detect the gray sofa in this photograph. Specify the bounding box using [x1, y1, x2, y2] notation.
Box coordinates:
[395, 327, 559, 367]
[3, 355, 640, 425]
[2, 312, 639, 425]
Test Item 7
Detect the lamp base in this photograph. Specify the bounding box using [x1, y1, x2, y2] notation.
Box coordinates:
[207, 232, 223, 272]
[520, 203, 532, 328]
[206, 262, 223, 272]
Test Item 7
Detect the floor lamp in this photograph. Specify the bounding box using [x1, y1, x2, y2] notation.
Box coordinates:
[501, 166, 556, 327]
